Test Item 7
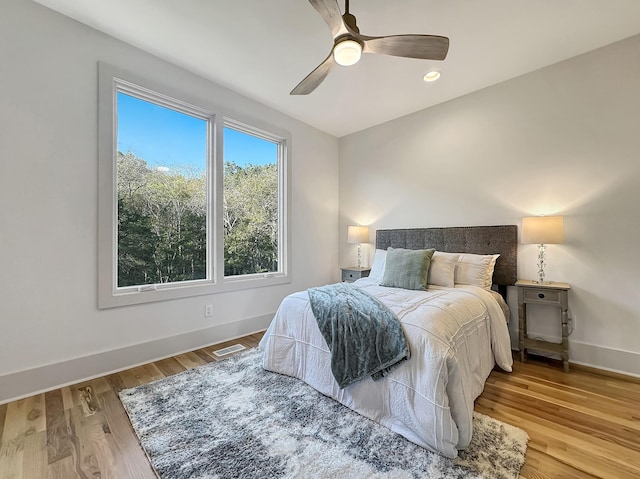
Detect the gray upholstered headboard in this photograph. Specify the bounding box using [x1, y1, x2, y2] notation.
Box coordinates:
[376, 225, 517, 287]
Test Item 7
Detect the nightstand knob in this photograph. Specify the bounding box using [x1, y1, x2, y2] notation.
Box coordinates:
[538, 293, 545, 299]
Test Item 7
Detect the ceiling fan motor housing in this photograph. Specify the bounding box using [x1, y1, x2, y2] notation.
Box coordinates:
[342, 13, 360, 34]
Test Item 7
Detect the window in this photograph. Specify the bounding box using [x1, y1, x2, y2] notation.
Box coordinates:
[98, 64, 289, 308]
[116, 91, 210, 289]
[223, 123, 281, 278]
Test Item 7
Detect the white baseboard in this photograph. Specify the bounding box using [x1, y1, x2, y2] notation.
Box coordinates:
[514, 338, 640, 379]
[0, 313, 273, 405]
[569, 340, 640, 378]
[5, 318, 638, 405]
[509, 320, 640, 379]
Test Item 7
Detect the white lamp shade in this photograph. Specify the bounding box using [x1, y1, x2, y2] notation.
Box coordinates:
[522, 216, 564, 244]
[347, 225, 369, 244]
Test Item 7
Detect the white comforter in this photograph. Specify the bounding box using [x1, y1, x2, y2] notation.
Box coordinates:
[259, 278, 513, 458]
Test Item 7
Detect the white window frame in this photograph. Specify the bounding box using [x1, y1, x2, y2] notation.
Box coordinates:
[222, 119, 288, 283]
[98, 63, 290, 308]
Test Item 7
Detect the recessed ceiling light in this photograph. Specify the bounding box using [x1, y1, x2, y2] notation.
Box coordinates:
[423, 70, 441, 82]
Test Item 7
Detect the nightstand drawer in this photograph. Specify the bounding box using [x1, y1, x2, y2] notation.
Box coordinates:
[342, 270, 355, 282]
[522, 288, 562, 305]
[341, 267, 370, 283]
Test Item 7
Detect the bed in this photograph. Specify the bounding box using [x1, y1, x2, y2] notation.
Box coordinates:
[259, 225, 517, 458]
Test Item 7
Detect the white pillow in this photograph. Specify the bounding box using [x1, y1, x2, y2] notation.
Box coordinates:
[455, 253, 500, 290]
[368, 249, 387, 281]
[428, 251, 458, 287]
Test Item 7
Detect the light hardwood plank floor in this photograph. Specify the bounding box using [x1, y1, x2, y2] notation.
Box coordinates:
[1, 332, 638, 478]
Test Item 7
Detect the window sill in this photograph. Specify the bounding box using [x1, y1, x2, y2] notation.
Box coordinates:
[98, 274, 290, 309]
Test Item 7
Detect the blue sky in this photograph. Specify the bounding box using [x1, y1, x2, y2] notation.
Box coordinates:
[117, 92, 276, 172]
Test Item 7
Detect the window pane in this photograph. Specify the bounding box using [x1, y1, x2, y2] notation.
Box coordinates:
[223, 126, 279, 276]
[116, 91, 208, 288]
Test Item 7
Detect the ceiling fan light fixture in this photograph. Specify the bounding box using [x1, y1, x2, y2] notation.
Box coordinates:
[333, 39, 362, 66]
[290, 1, 450, 95]
[423, 70, 441, 82]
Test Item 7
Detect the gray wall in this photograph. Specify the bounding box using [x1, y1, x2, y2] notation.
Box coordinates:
[0, 0, 339, 402]
[339, 35, 640, 376]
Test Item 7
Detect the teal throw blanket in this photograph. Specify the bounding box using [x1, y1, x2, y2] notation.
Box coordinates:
[308, 283, 410, 388]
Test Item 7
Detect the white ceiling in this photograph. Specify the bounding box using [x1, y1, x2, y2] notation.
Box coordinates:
[35, 0, 640, 137]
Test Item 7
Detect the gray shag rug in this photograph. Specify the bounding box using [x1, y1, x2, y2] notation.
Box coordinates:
[119, 349, 528, 479]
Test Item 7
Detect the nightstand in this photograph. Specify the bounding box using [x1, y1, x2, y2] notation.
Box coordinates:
[516, 279, 571, 372]
[341, 267, 370, 283]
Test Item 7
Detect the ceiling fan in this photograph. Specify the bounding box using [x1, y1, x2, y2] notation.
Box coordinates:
[290, 0, 450, 95]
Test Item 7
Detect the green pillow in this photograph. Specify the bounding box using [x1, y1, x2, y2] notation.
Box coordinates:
[380, 248, 435, 290]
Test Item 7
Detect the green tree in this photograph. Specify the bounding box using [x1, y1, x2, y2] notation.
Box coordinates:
[223, 161, 278, 276]
[116, 152, 278, 286]
[117, 152, 207, 286]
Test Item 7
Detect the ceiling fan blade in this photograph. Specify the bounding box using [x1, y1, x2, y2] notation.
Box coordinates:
[362, 34, 449, 61]
[308, 0, 345, 38]
[290, 53, 337, 95]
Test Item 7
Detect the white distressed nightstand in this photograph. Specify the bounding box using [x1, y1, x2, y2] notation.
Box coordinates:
[516, 279, 571, 372]
[341, 267, 370, 283]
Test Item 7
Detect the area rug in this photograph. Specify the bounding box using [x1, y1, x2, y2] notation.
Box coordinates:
[119, 349, 528, 479]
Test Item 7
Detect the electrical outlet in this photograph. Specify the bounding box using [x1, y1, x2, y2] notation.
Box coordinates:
[204, 304, 213, 318]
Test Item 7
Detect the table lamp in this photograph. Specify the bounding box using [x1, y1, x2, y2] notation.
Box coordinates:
[522, 216, 564, 284]
[347, 225, 369, 269]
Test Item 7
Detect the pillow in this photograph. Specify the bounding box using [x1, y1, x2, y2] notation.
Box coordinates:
[368, 249, 387, 282]
[428, 251, 458, 288]
[380, 248, 435, 290]
[455, 253, 500, 290]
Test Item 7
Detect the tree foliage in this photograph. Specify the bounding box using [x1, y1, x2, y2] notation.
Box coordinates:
[117, 151, 278, 287]
[223, 162, 278, 276]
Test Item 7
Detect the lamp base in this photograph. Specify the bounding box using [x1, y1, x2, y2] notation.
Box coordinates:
[536, 244, 547, 284]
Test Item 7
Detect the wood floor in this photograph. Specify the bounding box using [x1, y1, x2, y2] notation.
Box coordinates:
[1, 332, 638, 479]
